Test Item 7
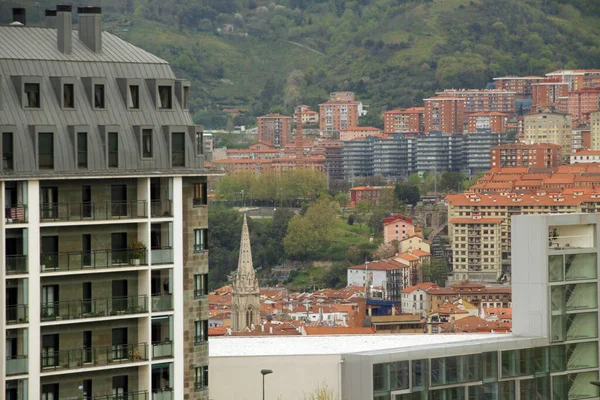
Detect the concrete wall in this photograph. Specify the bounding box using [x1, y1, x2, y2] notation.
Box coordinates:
[210, 354, 342, 400]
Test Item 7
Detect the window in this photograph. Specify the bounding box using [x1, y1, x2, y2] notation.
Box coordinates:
[129, 85, 139, 109]
[142, 129, 153, 158]
[196, 131, 203, 156]
[77, 132, 88, 169]
[158, 86, 172, 109]
[195, 366, 209, 391]
[183, 86, 189, 109]
[108, 132, 118, 168]
[194, 320, 208, 344]
[193, 182, 207, 206]
[172, 132, 185, 167]
[194, 229, 208, 252]
[39, 132, 54, 169]
[94, 84, 105, 109]
[24, 83, 40, 108]
[194, 274, 208, 297]
[3, 132, 13, 171]
[63, 83, 74, 108]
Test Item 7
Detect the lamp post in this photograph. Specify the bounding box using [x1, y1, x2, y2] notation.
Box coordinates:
[261, 369, 273, 400]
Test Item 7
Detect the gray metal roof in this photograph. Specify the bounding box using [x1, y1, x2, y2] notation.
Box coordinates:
[0, 25, 208, 178]
[0, 26, 168, 64]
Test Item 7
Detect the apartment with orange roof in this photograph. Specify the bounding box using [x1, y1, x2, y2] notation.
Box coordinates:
[423, 95, 465, 134]
[567, 87, 600, 124]
[382, 215, 416, 244]
[346, 259, 408, 301]
[438, 89, 516, 114]
[293, 105, 319, 126]
[339, 126, 382, 141]
[383, 107, 424, 133]
[466, 112, 508, 134]
[397, 234, 431, 254]
[571, 150, 600, 164]
[493, 76, 544, 96]
[257, 113, 292, 147]
[319, 93, 361, 132]
[490, 142, 561, 169]
[531, 78, 569, 107]
[401, 282, 439, 315]
[545, 69, 600, 91]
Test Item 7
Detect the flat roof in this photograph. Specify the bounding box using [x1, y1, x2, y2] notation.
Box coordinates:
[209, 334, 514, 357]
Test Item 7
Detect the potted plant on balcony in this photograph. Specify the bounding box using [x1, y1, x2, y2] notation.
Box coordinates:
[40, 254, 52, 271]
[129, 240, 146, 266]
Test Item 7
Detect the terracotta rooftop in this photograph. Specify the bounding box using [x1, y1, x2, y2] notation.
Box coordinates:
[348, 259, 407, 271]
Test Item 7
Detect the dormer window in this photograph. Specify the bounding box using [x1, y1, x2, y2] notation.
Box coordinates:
[129, 85, 139, 109]
[25, 83, 40, 108]
[158, 86, 172, 109]
[142, 129, 153, 158]
[94, 84, 105, 109]
[183, 86, 189, 109]
[39, 132, 54, 169]
[63, 84, 74, 108]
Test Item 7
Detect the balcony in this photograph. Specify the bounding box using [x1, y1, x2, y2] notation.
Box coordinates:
[5, 205, 27, 224]
[6, 255, 27, 274]
[41, 295, 148, 322]
[6, 305, 28, 325]
[41, 343, 148, 372]
[6, 355, 28, 375]
[85, 391, 149, 400]
[152, 295, 173, 312]
[152, 341, 173, 359]
[40, 249, 148, 273]
[152, 389, 173, 400]
[151, 247, 173, 265]
[150, 200, 172, 218]
[40, 201, 147, 222]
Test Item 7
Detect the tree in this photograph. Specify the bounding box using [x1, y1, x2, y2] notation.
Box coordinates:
[226, 117, 234, 133]
[304, 382, 336, 400]
[284, 197, 338, 259]
[354, 200, 371, 227]
[440, 172, 466, 193]
[373, 242, 396, 259]
[334, 193, 350, 215]
[347, 214, 355, 225]
[394, 185, 420, 206]
[420, 259, 449, 287]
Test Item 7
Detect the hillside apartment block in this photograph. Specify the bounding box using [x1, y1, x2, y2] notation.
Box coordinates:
[383, 108, 424, 134]
[319, 92, 361, 133]
[0, 7, 211, 400]
[256, 113, 292, 148]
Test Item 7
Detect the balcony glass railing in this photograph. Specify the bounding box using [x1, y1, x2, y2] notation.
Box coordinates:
[5, 205, 27, 224]
[6, 355, 28, 375]
[152, 389, 173, 400]
[150, 200, 173, 218]
[6, 255, 27, 274]
[152, 295, 173, 312]
[6, 305, 28, 325]
[41, 295, 148, 321]
[41, 342, 148, 371]
[151, 247, 173, 265]
[40, 200, 147, 222]
[88, 391, 148, 400]
[40, 249, 148, 272]
[152, 341, 173, 359]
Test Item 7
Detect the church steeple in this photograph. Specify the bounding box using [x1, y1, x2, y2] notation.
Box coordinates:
[231, 214, 260, 331]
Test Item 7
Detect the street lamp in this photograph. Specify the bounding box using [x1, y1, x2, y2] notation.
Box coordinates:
[261, 369, 273, 400]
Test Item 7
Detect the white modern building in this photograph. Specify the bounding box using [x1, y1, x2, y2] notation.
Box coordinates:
[211, 213, 600, 400]
[1, 6, 212, 400]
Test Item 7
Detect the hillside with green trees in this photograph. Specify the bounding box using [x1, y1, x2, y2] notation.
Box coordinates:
[6, 0, 600, 128]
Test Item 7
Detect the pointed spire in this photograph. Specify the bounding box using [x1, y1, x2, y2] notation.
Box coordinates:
[233, 214, 259, 294]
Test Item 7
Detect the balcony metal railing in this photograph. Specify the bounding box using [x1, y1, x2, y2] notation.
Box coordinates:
[151, 247, 173, 265]
[41, 343, 148, 372]
[152, 341, 173, 359]
[152, 389, 173, 400]
[40, 200, 147, 222]
[86, 390, 149, 400]
[152, 294, 173, 312]
[6, 305, 28, 325]
[150, 200, 173, 218]
[5, 205, 27, 224]
[40, 249, 148, 272]
[6, 254, 27, 274]
[6, 355, 28, 375]
[41, 295, 148, 321]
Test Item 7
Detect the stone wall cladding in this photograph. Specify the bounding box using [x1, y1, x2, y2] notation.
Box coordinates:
[182, 177, 209, 399]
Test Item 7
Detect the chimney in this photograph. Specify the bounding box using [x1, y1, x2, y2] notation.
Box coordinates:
[12, 8, 26, 25]
[78, 6, 102, 53]
[56, 5, 72, 54]
[44, 10, 57, 29]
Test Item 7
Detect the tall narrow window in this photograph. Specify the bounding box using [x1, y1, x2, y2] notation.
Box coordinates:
[128, 85, 139, 109]
[3, 132, 13, 171]
[94, 84, 105, 109]
[194, 229, 208, 252]
[194, 274, 208, 297]
[158, 86, 172, 109]
[24, 83, 40, 108]
[108, 132, 118, 168]
[63, 83, 74, 108]
[193, 182, 207, 206]
[194, 320, 208, 344]
[183, 86, 189, 109]
[196, 131, 203, 156]
[77, 132, 88, 169]
[172, 132, 185, 167]
[195, 366, 208, 391]
[142, 129, 153, 158]
[39, 132, 54, 169]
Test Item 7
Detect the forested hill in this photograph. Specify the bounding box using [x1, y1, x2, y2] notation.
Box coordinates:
[6, 0, 600, 127]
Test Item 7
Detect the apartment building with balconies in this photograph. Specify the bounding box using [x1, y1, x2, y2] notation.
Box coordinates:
[1, 6, 210, 400]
